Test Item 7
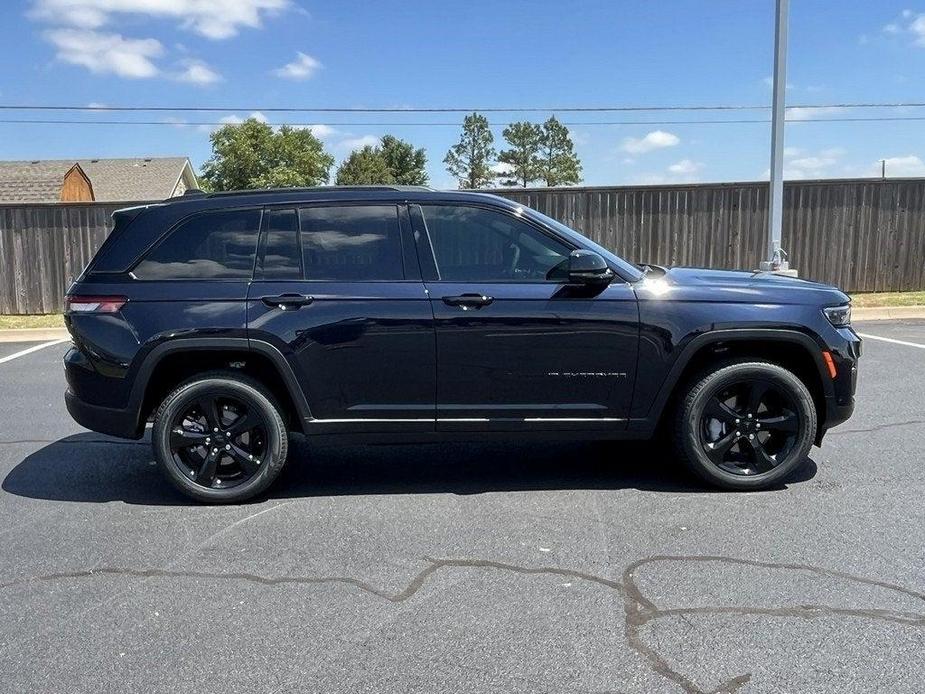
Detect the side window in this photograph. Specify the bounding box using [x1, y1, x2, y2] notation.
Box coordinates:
[299, 205, 404, 281]
[256, 209, 301, 280]
[420, 205, 572, 282]
[134, 209, 261, 280]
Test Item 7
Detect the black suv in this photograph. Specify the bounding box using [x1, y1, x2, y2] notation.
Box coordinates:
[64, 186, 860, 502]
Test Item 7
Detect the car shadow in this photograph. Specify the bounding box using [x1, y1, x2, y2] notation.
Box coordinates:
[2, 432, 818, 506]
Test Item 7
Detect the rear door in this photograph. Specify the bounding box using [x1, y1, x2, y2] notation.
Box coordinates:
[246, 203, 435, 434]
[411, 203, 639, 432]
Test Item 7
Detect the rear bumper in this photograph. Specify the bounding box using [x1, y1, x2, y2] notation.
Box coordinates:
[65, 389, 143, 439]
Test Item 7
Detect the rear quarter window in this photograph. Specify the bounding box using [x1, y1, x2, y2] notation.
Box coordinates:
[133, 209, 261, 280]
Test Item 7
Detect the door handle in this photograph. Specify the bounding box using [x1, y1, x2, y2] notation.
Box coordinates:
[261, 293, 314, 310]
[442, 293, 494, 309]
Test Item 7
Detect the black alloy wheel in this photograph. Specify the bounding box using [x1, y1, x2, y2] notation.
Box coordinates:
[674, 361, 816, 491]
[168, 393, 267, 490]
[700, 379, 799, 476]
[153, 372, 288, 503]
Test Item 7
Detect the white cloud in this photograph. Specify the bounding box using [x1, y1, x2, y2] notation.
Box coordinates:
[769, 146, 845, 179]
[30, 0, 291, 40]
[44, 29, 163, 78]
[298, 124, 337, 139]
[273, 51, 321, 80]
[338, 135, 379, 150]
[873, 155, 925, 177]
[883, 22, 901, 34]
[785, 106, 846, 121]
[174, 59, 222, 85]
[667, 159, 703, 175]
[620, 130, 680, 154]
[207, 111, 268, 131]
[911, 14, 925, 45]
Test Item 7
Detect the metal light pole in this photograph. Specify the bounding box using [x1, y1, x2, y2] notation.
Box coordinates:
[761, 0, 792, 273]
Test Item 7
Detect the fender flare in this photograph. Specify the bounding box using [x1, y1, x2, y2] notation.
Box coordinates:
[126, 337, 312, 434]
[636, 328, 833, 430]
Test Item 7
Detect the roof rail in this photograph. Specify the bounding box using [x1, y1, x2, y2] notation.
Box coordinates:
[174, 184, 435, 199]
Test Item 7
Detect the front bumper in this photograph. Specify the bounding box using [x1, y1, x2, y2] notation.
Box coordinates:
[817, 327, 861, 442]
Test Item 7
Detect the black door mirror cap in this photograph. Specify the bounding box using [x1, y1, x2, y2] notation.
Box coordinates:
[567, 249, 615, 286]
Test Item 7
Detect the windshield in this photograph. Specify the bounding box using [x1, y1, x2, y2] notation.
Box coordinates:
[527, 208, 645, 282]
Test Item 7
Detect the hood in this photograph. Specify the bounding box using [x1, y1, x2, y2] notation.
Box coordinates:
[636, 265, 850, 306]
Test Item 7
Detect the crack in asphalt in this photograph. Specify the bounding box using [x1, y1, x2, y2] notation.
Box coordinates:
[1, 554, 922, 694]
[827, 419, 925, 436]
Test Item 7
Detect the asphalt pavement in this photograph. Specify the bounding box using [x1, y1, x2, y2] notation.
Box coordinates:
[0, 321, 923, 694]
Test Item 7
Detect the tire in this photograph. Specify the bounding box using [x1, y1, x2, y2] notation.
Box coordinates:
[152, 371, 289, 503]
[673, 361, 816, 491]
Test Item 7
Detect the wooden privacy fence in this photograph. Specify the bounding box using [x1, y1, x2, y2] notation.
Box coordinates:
[0, 202, 138, 314]
[495, 177, 925, 294]
[1, 177, 924, 313]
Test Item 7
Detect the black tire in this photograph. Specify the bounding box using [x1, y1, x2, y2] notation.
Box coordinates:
[673, 361, 816, 491]
[152, 371, 288, 503]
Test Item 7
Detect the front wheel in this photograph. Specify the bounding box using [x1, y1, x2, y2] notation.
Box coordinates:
[152, 372, 288, 503]
[674, 361, 817, 490]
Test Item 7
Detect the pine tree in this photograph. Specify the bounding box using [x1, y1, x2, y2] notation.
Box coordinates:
[539, 116, 582, 187]
[443, 112, 496, 189]
[497, 121, 543, 187]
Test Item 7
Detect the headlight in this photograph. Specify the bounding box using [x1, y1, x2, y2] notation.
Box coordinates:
[823, 304, 851, 327]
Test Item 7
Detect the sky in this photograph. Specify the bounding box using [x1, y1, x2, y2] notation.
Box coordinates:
[0, 0, 924, 189]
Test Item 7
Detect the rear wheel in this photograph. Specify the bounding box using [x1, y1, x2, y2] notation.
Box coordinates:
[153, 372, 288, 503]
[674, 361, 816, 490]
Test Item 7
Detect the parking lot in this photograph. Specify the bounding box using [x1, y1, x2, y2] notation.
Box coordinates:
[0, 320, 923, 694]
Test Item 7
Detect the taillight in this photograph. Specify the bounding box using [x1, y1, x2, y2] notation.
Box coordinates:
[64, 295, 127, 314]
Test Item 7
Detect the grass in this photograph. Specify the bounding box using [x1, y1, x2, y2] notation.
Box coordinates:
[850, 291, 925, 308]
[0, 314, 65, 329]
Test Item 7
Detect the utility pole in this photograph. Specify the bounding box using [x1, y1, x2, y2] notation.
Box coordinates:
[761, 0, 794, 274]
[880, 159, 886, 179]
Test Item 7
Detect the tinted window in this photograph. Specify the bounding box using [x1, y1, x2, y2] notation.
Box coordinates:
[257, 209, 301, 280]
[134, 209, 260, 279]
[420, 205, 571, 282]
[299, 205, 403, 281]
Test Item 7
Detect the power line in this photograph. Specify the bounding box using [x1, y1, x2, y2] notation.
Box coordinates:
[2, 116, 925, 127]
[0, 102, 923, 114]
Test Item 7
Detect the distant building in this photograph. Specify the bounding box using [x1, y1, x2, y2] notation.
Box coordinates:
[0, 157, 198, 203]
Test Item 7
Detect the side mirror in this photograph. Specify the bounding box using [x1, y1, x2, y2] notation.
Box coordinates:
[568, 250, 614, 286]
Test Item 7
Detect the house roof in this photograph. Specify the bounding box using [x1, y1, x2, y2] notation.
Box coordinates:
[0, 157, 195, 203]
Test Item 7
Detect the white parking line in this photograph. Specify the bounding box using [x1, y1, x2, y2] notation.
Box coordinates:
[857, 333, 925, 350]
[0, 338, 69, 365]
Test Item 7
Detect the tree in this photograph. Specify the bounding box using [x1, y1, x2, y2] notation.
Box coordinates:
[334, 145, 395, 185]
[497, 121, 543, 187]
[200, 118, 334, 191]
[444, 112, 496, 189]
[539, 116, 582, 187]
[379, 135, 428, 185]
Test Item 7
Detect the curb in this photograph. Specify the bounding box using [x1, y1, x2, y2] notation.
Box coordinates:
[0, 327, 69, 343]
[853, 306, 925, 322]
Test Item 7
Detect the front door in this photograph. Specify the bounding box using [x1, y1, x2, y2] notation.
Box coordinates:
[411, 203, 639, 432]
[246, 204, 435, 434]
